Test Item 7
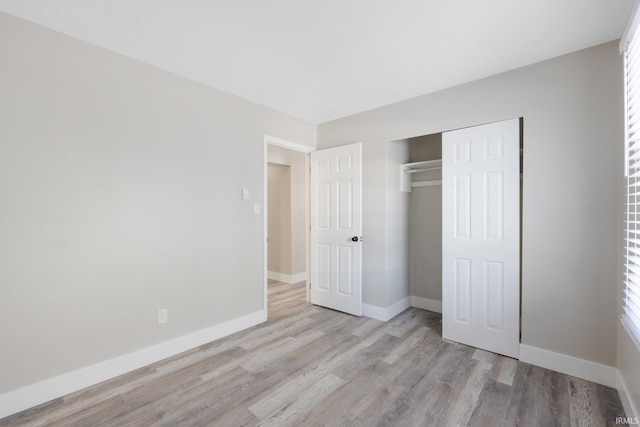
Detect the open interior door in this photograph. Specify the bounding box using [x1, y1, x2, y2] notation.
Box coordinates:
[310, 143, 362, 316]
[442, 119, 521, 358]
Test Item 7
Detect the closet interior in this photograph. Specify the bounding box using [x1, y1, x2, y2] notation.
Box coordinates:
[403, 132, 443, 311]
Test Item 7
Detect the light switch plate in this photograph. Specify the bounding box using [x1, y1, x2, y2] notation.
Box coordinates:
[158, 308, 168, 324]
[242, 188, 249, 200]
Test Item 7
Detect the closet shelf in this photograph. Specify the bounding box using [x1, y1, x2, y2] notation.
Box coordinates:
[401, 159, 442, 192]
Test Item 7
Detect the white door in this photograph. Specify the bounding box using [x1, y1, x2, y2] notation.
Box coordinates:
[310, 143, 362, 316]
[442, 119, 520, 358]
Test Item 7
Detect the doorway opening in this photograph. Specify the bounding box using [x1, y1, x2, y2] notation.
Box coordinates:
[264, 136, 312, 319]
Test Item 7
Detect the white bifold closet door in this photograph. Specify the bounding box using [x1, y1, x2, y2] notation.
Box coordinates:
[442, 118, 520, 358]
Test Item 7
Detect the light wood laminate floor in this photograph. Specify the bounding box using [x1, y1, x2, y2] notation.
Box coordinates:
[1, 280, 625, 426]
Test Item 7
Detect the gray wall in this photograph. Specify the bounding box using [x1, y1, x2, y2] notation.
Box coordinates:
[267, 163, 292, 274]
[361, 140, 410, 309]
[408, 134, 442, 302]
[0, 13, 316, 394]
[362, 141, 388, 307]
[319, 41, 624, 367]
[385, 141, 410, 306]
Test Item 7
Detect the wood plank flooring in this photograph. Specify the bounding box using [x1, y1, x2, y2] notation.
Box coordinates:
[1, 280, 625, 426]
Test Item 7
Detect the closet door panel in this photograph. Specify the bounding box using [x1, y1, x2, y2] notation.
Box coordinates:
[442, 118, 520, 359]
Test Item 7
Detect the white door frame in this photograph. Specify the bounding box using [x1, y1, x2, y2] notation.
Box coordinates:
[263, 135, 313, 316]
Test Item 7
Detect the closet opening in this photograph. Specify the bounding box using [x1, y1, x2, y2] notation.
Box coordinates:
[405, 133, 444, 315]
[402, 118, 523, 358]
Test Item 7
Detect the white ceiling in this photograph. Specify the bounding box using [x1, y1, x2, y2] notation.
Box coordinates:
[0, 1, 634, 124]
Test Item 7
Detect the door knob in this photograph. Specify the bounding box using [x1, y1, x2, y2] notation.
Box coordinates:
[351, 236, 359, 242]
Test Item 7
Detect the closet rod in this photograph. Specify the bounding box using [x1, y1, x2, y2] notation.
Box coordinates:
[405, 166, 442, 173]
[412, 180, 442, 188]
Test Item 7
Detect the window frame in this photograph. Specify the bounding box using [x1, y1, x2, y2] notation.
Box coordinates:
[621, 0, 640, 351]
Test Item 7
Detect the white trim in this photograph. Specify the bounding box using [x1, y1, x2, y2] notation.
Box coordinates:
[0, 309, 266, 419]
[264, 134, 314, 153]
[621, 0, 640, 54]
[387, 297, 410, 320]
[410, 296, 442, 313]
[623, 315, 640, 354]
[263, 140, 269, 318]
[518, 344, 618, 388]
[363, 297, 410, 322]
[267, 271, 307, 284]
[292, 272, 307, 284]
[362, 303, 387, 321]
[618, 369, 640, 418]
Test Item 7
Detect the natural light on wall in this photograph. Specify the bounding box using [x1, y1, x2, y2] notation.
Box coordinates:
[622, 0, 640, 351]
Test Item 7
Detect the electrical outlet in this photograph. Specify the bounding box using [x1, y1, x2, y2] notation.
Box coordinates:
[158, 308, 168, 324]
[254, 203, 261, 214]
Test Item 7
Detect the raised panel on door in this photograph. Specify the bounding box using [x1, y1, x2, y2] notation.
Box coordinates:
[484, 172, 503, 240]
[337, 180, 353, 231]
[337, 153, 353, 172]
[454, 175, 471, 240]
[483, 261, 504, 331]
[454, 258, 472, 324]
[454, 140, 471, 164]
[483, 135, 503, 160]
[316, 244, 331, 292]
[317, 157, 331, 175]
[337, 245, 353, 296]
[316, 182, 331, 231]
[443, 118, 520, 359]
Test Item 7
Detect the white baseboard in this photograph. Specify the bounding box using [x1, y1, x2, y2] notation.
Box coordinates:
[268, 271, 307, 284]
[618, 370, 640, 418]
[0, 309, 266, 420]
[519, 344, 618, 388]
[362, 303, 387, 321]
[410, 296, 442, 313]
[363, 297, 410, 322]
[387, 297, 411, 320]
